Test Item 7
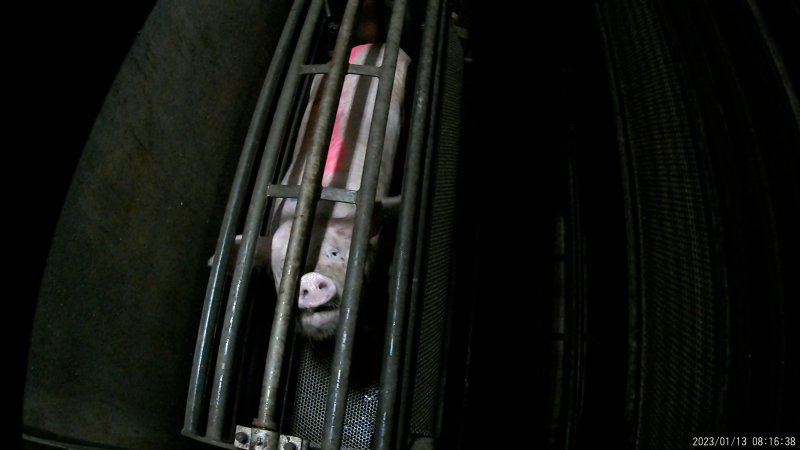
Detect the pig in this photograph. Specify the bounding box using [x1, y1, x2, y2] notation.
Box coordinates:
[269, 43, 410, 340]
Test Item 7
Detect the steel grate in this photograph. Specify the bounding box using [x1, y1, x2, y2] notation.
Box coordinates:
[598, 0, 724, 447]
[287, 341, 379, 449]
[409, 21, 463, 438]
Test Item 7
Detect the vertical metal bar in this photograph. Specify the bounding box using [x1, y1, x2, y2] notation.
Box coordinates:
[395, 5, 448, 447]
[183, 0, 309, 436]
[745, 0, 800, 130]
[374, 0, 442, 447]
[321, 0, 408, 448]
[394, 75, 438, 450]
[205, 0, 323, 439]
[256, 0, 364, 431]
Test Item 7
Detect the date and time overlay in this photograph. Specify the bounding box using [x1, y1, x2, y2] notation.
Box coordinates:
[692, 436, 797, 447]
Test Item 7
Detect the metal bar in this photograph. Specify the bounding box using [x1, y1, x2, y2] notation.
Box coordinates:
[393, 112, 433, 450]
[321, 0, 408, 447]
[299, 63, 329, 74]
[204, 0, 323, 439]
[256, 0, 363, 432]
[321, 187, 358, 203]
[393, 88, 436, 450]
[301, 63, 382, 78]
[745, 0, 800, 130]
[348, 64, 383, 77]
[395, 7, 450, 447]
[375, 0, 443, 447]
[183, 0, 309, 436]
[266, 184, 358, 204]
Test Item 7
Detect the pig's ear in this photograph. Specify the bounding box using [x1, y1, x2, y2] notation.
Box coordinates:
[371, 195, 402, 236]
[254, 235, 271, 268]
[370, 212, 383, 238]
[207, 234, 270, 273]
[379, 195, 401, 220]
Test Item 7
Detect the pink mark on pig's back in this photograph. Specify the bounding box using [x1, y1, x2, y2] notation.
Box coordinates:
[322, 44, 371, 186]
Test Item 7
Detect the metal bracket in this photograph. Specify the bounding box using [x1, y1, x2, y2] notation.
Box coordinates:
[267, 184, 358, 204]
[233, 426, 307, 450]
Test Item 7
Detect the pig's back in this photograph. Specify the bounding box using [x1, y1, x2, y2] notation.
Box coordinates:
[282, 43, 410, 198]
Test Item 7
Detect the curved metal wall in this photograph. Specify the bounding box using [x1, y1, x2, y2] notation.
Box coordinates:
[598, 1, 726, 445]
[23, 1, 291, 448]
[597, 0, 799, 446]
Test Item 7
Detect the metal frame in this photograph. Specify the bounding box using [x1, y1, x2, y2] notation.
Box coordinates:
[373, 0, 443, 447]
[183, 0, 312, 439]
[183, 0, 445, 447]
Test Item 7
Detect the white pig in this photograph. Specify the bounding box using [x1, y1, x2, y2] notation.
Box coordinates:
[269, 43, 410, 340]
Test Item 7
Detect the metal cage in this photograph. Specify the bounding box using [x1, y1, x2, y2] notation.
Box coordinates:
[182, 0, 453, 448]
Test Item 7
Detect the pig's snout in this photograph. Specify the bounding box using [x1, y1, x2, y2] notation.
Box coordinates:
[298, 272, 337, 310]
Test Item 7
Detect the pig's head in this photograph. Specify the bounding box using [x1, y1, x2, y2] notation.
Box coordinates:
[270, 202, 378, 341]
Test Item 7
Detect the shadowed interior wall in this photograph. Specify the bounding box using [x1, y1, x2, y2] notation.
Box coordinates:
[23, 1, 290, 448]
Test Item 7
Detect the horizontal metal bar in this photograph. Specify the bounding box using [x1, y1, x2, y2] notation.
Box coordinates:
[181, 430, 237, 449]
[350, 64, 382, 77]
[300, 62, 382, 77]
[266, 184, 357, 204]
[299, 63, 328, 74]
[183, 0, 308, 437]
[322, 188, 357, 203]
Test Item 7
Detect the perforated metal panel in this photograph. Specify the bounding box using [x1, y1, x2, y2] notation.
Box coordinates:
[409, 23, 464, 437]
[287, 341, 379, 449]
[598, 0, 725, 447]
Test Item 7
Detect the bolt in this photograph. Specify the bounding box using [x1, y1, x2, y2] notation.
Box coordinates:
[283, 442, 297, 450]
[235, 432, 249, 444]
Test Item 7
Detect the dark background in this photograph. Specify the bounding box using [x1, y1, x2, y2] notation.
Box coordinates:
[18, 1, 158, 301]
[17, 0, 799, 448]
[16, 2, 158, 444]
